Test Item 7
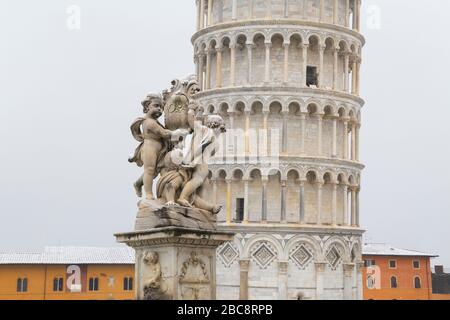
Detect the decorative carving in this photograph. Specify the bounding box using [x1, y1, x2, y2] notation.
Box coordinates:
[251, 242, 277, 269]
[326, 245, 343, 270]
[142, 251, 169, 300]
[290, 243, 314, 270]
[179, 252, 211, 300]
[218, 242, 239, 268]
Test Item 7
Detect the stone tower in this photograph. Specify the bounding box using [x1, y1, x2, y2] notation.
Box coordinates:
[192, 0, 364, 300]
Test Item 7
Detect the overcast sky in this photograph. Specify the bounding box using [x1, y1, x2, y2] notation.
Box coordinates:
[1, 0, 449, 266]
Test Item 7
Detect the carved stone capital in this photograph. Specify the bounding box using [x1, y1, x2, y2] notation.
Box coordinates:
[239, 259, 251, 272]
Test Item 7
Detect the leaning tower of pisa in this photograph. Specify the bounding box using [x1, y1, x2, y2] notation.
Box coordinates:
[193, 0, 365, 300]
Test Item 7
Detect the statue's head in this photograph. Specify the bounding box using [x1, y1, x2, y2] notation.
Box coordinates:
[141, 94, 164, 118]
[143, 251, 159, 265]
[206, 115, 226, 133]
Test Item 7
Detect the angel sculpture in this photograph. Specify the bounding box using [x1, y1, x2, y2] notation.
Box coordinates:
[128, 77, 225, 216]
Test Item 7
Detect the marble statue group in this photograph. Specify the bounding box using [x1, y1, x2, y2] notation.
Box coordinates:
[128, 77, 226, 216]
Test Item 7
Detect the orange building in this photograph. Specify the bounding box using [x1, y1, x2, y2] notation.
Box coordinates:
[0, 247, 135, 300]
[362, 243, 437, 300]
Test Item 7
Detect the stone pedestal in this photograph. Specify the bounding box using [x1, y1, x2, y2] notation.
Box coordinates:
[115, 225, 234, 300]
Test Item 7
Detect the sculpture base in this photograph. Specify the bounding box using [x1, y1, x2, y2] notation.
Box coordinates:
[115, 227, 234, 300]
[135, 199, 217, 231]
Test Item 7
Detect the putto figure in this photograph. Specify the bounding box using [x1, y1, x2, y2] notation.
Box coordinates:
[129, 94, 188, 200]
[128, 77, 225, 219]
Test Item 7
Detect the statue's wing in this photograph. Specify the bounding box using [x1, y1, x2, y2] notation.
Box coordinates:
[130, 117, 145, 142]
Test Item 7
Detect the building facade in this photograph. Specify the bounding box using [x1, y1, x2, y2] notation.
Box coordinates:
[192, 0, 365, 300]
[432, 265, 450, 299]
[362, 244, 437, 301]
[0, 247, 134, 300]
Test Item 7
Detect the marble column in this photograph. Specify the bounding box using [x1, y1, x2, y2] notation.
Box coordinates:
[230, 43, 236, 86]
[315, 262, 326, 300]
[228, 113, 236, 163]
[319, 0, 325, 22]
[299, 180, 306, 224]
[282, 111, 288, 155]
[332, 181, 338, 225]
[244, 179, 250, 223]
[261, 177, 268, 222]
[226, 179, 232, 224]
[208, 0, 213, 26]
[264, 41, 272, 83]
[198, 53, 205, 90]
[215, 45, 223, 88]
[333, 48, 339, 90]
[245, 111, 250, 156]
[317, 114, 323, 156]
[344, 263, 355, 300]
[355, 123, 360, 161]
[343, 120, 349, 160]
[300, 113, 306, 155]
[317, 181, 323, 224]
[332, 116, 338, 158]
[351, 122, 356, 161]
[283, 42, 290, 84]
[351, 58, 357, 94]
[344, 53, 350, 92]
[345, 0, 350, 28]
[356, 60, 361, 95]
[247, 43, 253, 85]
[356, 0, 361, 31]
[302, 0, 308, 20]
[352, 0, 357, 30]
[284, 0, 289, 18]
[205, 49, 212, 90]
[343, 185, 349, 226]
[281, 180, 287, 223]
[239, 259, 250, 300]
[278, 261, 289, 300]
[318, 45, 326, 88]
[212, 178, 218, 204]
[232, 0, 238, 20]
[261, 111, 269, 161]
[351, 187, 356, 226]
[356, 187, 360, 227]
[356, 261, 364, 300]
[333, 0, 339, 24]
[200, 0, 205, 29]
[301, 43, 309, 87]
[196, 0, 201, 31]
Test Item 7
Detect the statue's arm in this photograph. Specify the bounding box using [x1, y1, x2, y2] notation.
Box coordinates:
[145, 120, 173, 140]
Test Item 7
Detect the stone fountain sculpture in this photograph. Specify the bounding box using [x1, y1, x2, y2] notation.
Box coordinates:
[115, 77, 234, 300]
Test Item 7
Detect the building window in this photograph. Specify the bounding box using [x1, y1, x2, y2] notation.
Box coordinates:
[391, 276, 398, 289]
[17, 278, 28, 293]
[306, 66, 318, 87]
[414, 277, 422, 289]
[123, 277, 133, 291]
[389, 260, 397, 269]
[413, 260, 421, 269]
[364, 259, 376, 267]
[88, 277, 99, 291]
[235, 198, 244, 223]
[53, 277, 64, 292]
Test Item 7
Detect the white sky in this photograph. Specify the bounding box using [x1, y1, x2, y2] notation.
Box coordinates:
[1, 0, 449, 266]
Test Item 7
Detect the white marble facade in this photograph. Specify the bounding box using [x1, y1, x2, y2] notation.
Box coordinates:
[192, 0, 365, 300]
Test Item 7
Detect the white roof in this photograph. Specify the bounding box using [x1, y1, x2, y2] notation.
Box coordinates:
[0, 247, 135, 265]
[363, 243, 438, 258]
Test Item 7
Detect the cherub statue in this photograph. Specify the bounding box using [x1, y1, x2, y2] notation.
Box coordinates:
[177, 115, 226, 213]
[129, 94, 188, 200]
